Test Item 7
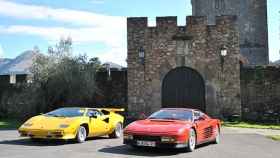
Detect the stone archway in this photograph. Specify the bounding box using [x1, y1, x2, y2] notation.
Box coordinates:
[162, 67, 206, 111]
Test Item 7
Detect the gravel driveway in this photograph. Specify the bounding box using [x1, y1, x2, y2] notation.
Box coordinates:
[0, 128, 279, 158]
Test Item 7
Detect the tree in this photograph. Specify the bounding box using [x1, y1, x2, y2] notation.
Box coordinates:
[0, 37, 102, 118]
[31, 37, 101, 112]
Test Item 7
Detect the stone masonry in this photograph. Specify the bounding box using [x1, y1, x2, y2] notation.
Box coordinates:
[127, 16, 241, 119]
[192, 0, 269, 65]
[241, 66, 280, 123]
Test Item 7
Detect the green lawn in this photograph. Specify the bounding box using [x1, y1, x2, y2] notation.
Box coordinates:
[0, 119, 22, 130]
[222, 121, 280, 130]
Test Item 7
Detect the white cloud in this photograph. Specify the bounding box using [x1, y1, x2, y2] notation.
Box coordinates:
[98, 46, 127, 66]
[0, 25, 127, 65]
[0, 0, 127, 65]
[0, 44, 4, 58]
[0, 0, 125, 27]
[0, 25, 126, 47]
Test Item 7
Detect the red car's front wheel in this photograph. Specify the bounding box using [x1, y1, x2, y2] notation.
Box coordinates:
[187, 128, 196, 152]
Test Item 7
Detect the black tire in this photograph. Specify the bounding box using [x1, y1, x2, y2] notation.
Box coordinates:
[30, 138, 42, 142]
[109, 123, 122, 138]
[213, 125, 220, 144]
[76, 126, 87, 143]
[186, 128, 196, 152]
[130, 145, 141, 149]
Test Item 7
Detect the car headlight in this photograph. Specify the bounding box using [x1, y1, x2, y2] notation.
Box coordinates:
[161, 136, 176, 143]
[23, 123, 33, 127]
[59, 124, 69, 128]
[124, 134, 133, 140]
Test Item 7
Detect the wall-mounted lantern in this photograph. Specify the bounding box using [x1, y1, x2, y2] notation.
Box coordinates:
[221, 46, 227, 57]
[139, 47, 145, 65]
[220, 46, 227, 71]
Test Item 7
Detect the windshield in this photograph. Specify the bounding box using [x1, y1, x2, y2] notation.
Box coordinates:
[45, 108, 85, 117]
[148, 110, 193, 121]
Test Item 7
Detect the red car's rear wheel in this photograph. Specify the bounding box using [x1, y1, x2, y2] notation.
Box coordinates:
[213, 125, 220, 144]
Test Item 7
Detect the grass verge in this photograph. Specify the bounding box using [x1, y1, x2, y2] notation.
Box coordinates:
[267, 135, 280, 141]
[222, 121, 280, 130]
[0, 119, 21, 130]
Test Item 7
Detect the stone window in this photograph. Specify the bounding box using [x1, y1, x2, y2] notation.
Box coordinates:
[176, 41, 190, 55]
[176, 41, 192, 67]
[215, 0, 225, 10]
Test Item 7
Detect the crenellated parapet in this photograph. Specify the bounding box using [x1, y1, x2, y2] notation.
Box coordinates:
[127, 15, 237, 30]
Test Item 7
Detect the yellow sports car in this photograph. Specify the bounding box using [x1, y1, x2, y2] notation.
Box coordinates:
[18, 107, 124, 143]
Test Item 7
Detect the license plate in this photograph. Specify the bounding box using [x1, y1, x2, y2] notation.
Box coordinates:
[137, 141, 156, 147]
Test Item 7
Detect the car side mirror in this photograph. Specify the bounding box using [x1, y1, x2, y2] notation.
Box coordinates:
[194, 117, 205, 122]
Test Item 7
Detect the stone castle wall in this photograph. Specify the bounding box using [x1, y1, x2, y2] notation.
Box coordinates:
[127, 16, 241, 119]
[241, 66, 280, 123]
[95, 70, 127, 107]
[191, 0, 269, 65]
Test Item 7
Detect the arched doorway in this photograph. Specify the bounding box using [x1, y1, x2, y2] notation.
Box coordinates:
[162, 67, 206, 111]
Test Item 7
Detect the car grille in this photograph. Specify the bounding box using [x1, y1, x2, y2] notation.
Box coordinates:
[19, 130, 63, 137]
[133, 135, 161, 141]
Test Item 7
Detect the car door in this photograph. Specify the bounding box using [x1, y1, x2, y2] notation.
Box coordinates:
[87, 110, 110, 137]
[194, 111, 213, 143]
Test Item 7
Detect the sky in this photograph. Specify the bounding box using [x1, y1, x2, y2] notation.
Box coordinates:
[0, 0, 279, 66]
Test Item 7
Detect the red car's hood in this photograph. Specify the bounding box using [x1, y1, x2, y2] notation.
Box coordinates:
[125, 119, 192, 135]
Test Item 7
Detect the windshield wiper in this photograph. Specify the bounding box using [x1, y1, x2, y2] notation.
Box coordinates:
[149, 117, 179, 120]
[46, 114, 65, 117]
[161, 118, 180, 120]
[148, 117, 158, 119]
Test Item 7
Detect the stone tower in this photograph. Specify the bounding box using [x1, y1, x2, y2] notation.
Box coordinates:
[191, 0, 269, 65]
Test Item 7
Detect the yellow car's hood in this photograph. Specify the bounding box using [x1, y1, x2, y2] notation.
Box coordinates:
[22, 115, 81, 130]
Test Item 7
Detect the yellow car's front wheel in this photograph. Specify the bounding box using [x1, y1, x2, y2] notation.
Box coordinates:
[109, 123, 122, 138]
[76, 126, 87, 143]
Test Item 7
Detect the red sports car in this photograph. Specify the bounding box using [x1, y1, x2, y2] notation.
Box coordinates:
[123, 108, 221, 152]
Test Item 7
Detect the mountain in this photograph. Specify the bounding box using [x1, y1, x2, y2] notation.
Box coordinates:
[0, 58, 12, 68]
[274, 60, 280, 65]
[0, 50, 39, 75]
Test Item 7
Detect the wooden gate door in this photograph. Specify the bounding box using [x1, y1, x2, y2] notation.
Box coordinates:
[162, 67, 206, 111]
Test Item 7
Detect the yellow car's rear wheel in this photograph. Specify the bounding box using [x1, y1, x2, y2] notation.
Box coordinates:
[76, 126, 87, 143]
[109, 123, 122, 138]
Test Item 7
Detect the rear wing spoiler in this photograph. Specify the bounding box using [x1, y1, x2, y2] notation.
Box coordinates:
[98, 108, 125, 112]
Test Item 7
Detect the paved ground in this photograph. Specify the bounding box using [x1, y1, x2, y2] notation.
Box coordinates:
[0, 128, 279, 158]
[224, 127, 280, 136]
